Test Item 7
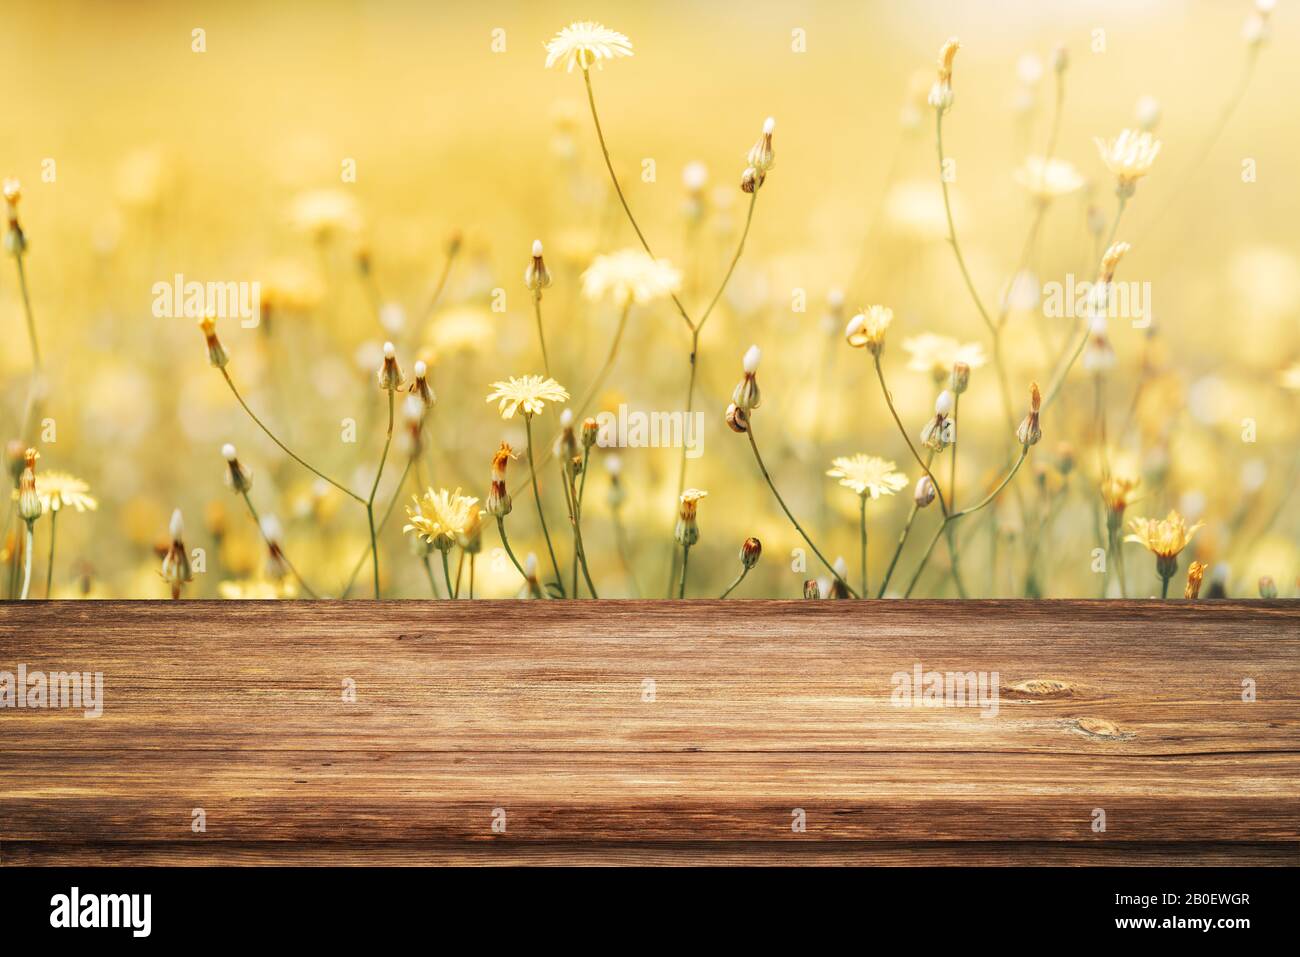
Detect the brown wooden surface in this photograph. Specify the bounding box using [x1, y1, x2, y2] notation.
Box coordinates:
[1, 600, 1297, 865]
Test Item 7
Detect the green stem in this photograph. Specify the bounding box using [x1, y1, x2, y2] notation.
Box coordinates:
[678, 544, 691, 599]
[341, 456, 414, 597]
[44, 508, 57, 598]
[524, 414, 565, 596]
[420, 242, 460, 324]
[19, 522, 33, 601]
[15, 254, 41, 369]
[874, 354, 948, 516]
[745, 422, 857, 597]
[366, 390, 396, 598]
[441, 548, 454, 598]
[858, 496, 868, 598]
[878, 449, 934, 597]
[420, 554, 441, 598]
[495, 516, 532, 594]
[532, 292, 552, 377]
[904, 447, 1030, 597]
[221, 368, 363, 503]
[719, 565, 750, 599]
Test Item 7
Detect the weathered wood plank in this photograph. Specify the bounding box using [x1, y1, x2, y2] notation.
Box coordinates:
[1, 601, 1297, 864]
[1, 601, 1295, 754]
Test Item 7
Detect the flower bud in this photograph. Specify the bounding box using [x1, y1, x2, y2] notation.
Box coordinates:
[16, 448, 41, 523]
[914, 474, 937, 508]
[828, 556, 850, 599]
[524, 239, 552, 292]
[1185, 560, 1207, 599]
[950, 362, 970, 394]
[199, 314, 228, 369]
[845, 304, 893, 355]
[1016, 381, 1043, 448]
[408, 359, 436, 409]
[6, 440, 25, 486]
[731, 344, 762, 413]
[487, 442, 515, 518]
[674, 488, 708, 547]
[160, 508, 193, 599]
[221, 443, 253, 494]
[377, 341, 405, 391]
[1259, 575, 1278, 599]
[746, 117, 776, 173]
[725, 402, 749, 433]
[581, 416, 599, 451]
[740, 536, 762, 569]
[803, 579, 821, 599]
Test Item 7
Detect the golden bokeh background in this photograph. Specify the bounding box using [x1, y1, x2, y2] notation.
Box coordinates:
[1, 0, 1297, 599]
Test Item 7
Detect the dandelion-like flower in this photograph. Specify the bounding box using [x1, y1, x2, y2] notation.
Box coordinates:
[1014, 156, 1085, 201]
[1094, 128, 1161, 196]
[1125, 509, 1204, 587]
[845, 305, 893, 355]
[288, 188, 362, 239]
[903, 333, 987, 382]
[827, 455, 908, 500]
[544, 21, 634, 72]
[404, 487, 481, 552]
[581, 249, 682, 306]
[485, 375, 569, 419]
[34, 471, 97, 514]
[1185, 560, 1207, 599]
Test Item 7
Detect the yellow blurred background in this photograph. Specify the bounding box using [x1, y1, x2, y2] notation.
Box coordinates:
[1, 0, 1297, 599]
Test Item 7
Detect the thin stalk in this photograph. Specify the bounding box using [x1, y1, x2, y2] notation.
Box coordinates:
[878, 449, 935, 597]
[495, 516, 533, 594]
[524, 414, 565, 596]
[19, 522, 33, 601]
[573, 301, 631, 413]
[582, 67, 695, 333]
[858, 496, 868, 598]
[611, 506, 640, 598]
[341, 456, 414, 597]
[366, 391, 397, 598]
[15, 255, 41, 369]
[1160, 574, 1171, 600]
[221, 369, 363, 503]
[904, 447, 1030, 596]
[678, 544, 691, 599]
[420, 242, 460, 324]
[44, 508, 57, 597]
[440, 548, 454, 598]
[532, 291, 552, 376]
[454, 550, 464, 598]
[420, 554, 441, 598]
[874, 355, 948, 515]
[719, 565, 751, 599]
[239, 490, 319, 599]
[469, 554, 475, 599]
[745, 423, 857, 597]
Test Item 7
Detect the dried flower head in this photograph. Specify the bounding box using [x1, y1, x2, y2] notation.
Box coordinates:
[1094, 128, 1161, 196]
[732, 345, 762, 413]
[525, 239, 552, 293]
[845, 305, 893, 355]
[487, 442, 516, 518]
[485, 375, 570, 419]
[746, 117, 776, 174]
[1185, 560, 1207, 599]
[581, 249, 682, 306]
[803, 579, 822, 599]
[221, 443, 253, 494]
[160, 508, 192, 599]
[16, 448, 41, 524]
[198, 313, 228, 369]
[1016, 381, 1043, 447]
[827, 454, 908, 500]
[404, 487, 481, 552]
[725, 402, 749, 434]
[544, 21, 634, 72]
[408, 359, 436, 409]
[928, 37, 960, 111]
[378, 341, 405, 391]
[674, 488, 708, 547]
[921, 390, 956, 452]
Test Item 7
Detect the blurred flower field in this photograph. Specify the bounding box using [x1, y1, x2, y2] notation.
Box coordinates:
[1, 0, 1298, 600]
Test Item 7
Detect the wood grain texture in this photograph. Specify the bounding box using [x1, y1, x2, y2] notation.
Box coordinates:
[1, 600, 1297, 865]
